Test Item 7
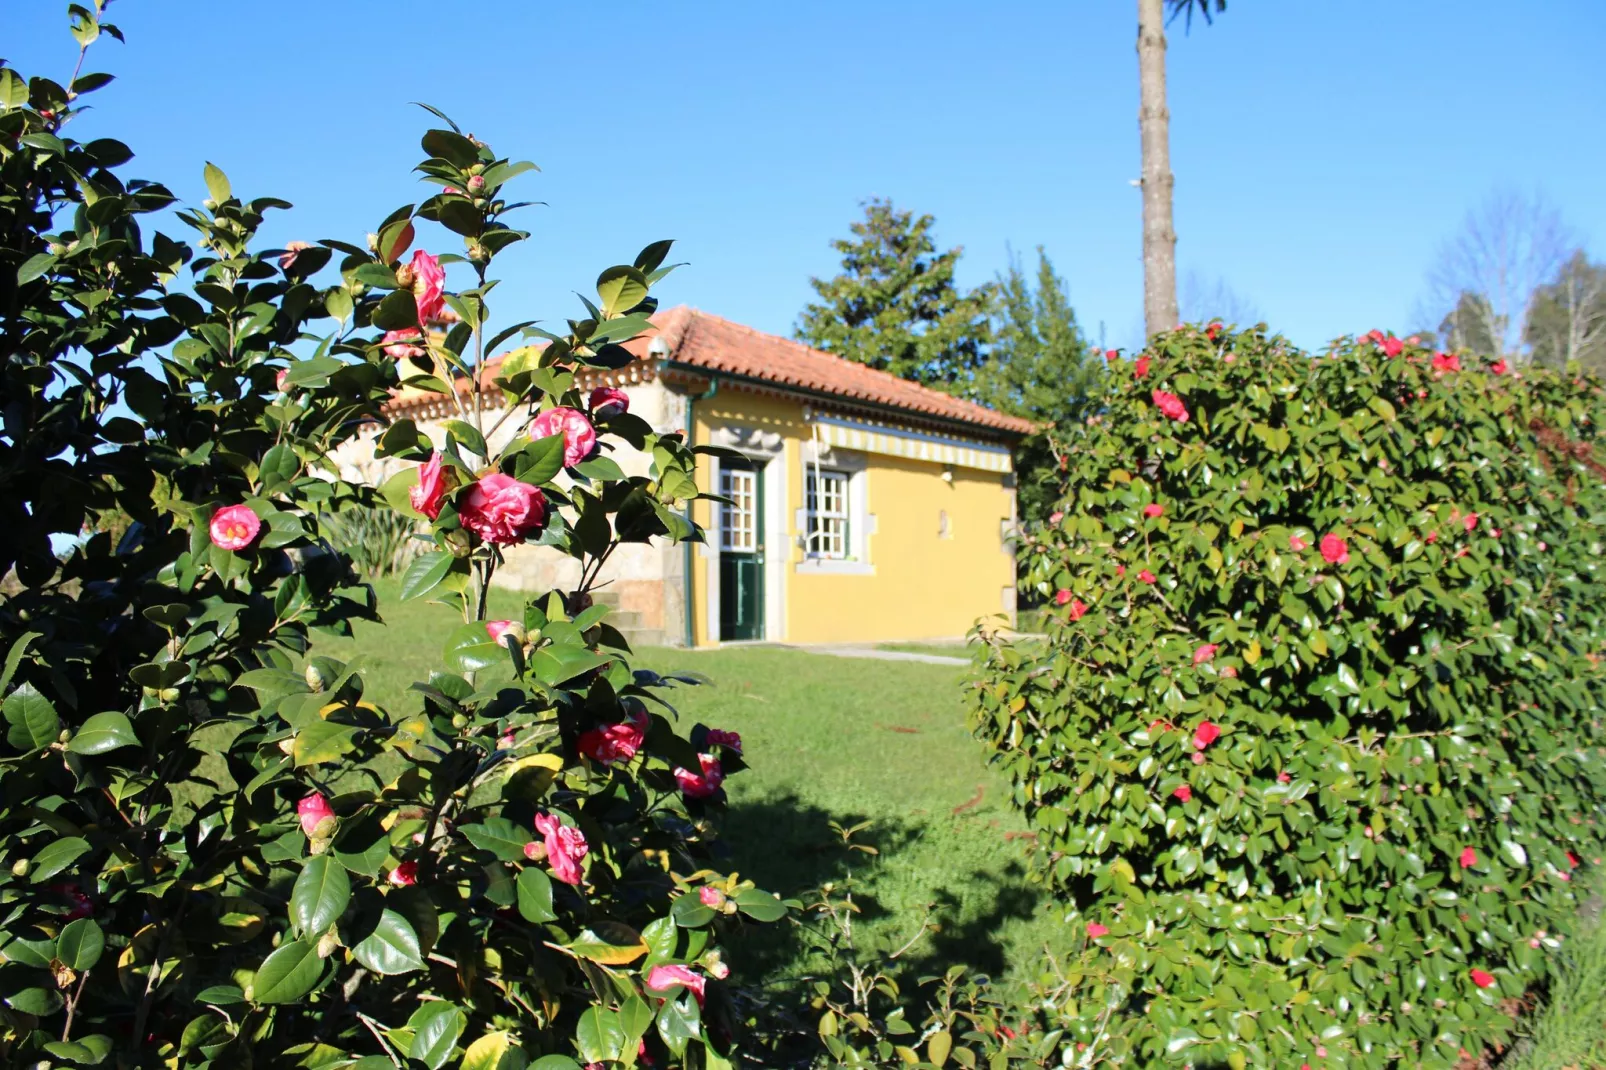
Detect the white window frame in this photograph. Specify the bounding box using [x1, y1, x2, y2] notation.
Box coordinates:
[795, 446, 874, 575]
[718, 466, 758, 552]
[804, 468, 851, 560]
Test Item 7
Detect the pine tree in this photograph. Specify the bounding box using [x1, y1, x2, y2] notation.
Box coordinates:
[796, 199, 992, 391]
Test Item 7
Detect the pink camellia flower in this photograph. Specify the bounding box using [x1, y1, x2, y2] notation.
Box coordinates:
[707, 728, 742, 753]
[1206, 321, 1222, 341]
[1568, 851, 1581, 869]
[1460, 847, 1477, 868]
[1173, 785, 1192, 803]
[1115, 564, 1126, 577]
[1470, 968, 1496, 989]
[1192, 720, 1220, 748]
[1192, 644, 1218, 667]
[409, 249, 445, 325]
[1151, 390, 1189, 422]
[1054, 589, 1074, 606]
[1432, 351, 1461, 373]
[1277, 771, 1291, 784]
[388, 861, 419, 887]
[382, 328, 426, 359]
[577, 711, 649, 767]
[533, 812, 589, 886]
[1086, 922, 1109, 938]
[278, 240, 312, 273]
[530, 406, 598, 468]
[699, 886, 727, 908]
[209, 505, 262, 551]
[460, 474, 548, 545]
[1319, 533, 1349, 565]
[1382, 336, 1404, 357]
[1426, 531, 1439, 544]
[1138, 569, 1157, 584]
[589, 386, 630, 419]
[275, 368, 290, 393]
[674, 754, 725, 799]
[486, 620, 521, 645]
[1143, 503, 1163, 518]
[467, 174, 486, 193]
[298, 793, 335, 838]
[409, 454, 451, 521]
[1049, 511, 1064, 524]
[1067, 599, 1088, 621]
[1134, 355, 1152, 378]
[1463, 512, 1479, 533]
[1289, 533, 1308, 552]
[1491, 358, 1509, 375]
[1365, 329, 1385, 344]
[443, 186, 463, 196]
[1104, 349, 1119, 362]
[646, 964, 707, 1006]
[1221, 665, 1238, 678]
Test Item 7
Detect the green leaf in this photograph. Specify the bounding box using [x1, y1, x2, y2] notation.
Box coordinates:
[380, 466, 424, 518]
[408, 1000, 467, 1070]
[352, 908, 425, 975]
[656, 994, 702, 1058]
[443, 620, 507, 674]
[529, 645, 612, 687]
[400, 551, 455, 602]
[332, 812, 391, 877]
[528, 1059, 582, 1070]
[67, 711, 139, 754]
[0, 69, 27, 109]
[567, 924, 648, 965]
[422, 129, 481, 168]
[197, 985, 246, 1005]
[203, 161, 232, 203]
[373, 288, 422, 330]
[30, 836, 89, 882]
[290, 855, 351, 936]
[0, 631, 39, 695]
[576, 1007, 626, 1065]
[642, 916, 678, 966]
[56, 918, 104, 970]
[461, 817, 528, 862]
[446, 419, 489, 458]
[4, 684, 58, 752]
[17, 252, 55, 286]
[734, 886, 788, 922]
[460, 1031, 526, 1070]
[293, 720, 359, 767]
[517, 866, 556, 922]
[252, 939, 324, 1004]
[596, 266, 649, 318]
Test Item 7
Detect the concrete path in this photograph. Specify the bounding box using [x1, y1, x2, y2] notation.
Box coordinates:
[796, 645, 970, 666]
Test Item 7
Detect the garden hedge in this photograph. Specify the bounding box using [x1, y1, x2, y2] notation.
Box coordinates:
[970, 325, 1606, 1067]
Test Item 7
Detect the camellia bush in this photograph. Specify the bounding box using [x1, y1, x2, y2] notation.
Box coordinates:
[970, 322, 1606, 1067]
[0, 10, 781, 1068]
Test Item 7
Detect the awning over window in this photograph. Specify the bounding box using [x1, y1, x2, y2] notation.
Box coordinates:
[805, 412, 1013, 474]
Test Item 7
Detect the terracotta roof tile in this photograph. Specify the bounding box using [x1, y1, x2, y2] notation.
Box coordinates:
[386, 305, 1033, 437]
[627, 306, 1034, 436]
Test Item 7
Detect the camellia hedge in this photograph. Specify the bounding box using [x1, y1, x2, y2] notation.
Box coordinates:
[970, 324, 1606, 1067]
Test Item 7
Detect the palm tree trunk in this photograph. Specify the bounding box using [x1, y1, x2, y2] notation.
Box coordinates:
[1137, 0, 1179, 338]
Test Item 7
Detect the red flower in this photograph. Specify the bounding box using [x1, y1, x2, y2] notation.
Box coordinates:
[1463, 512, 1478, 533]
[1143, 503, 1163, 518]
[1067, 599, 1088, 621]
[52, 883, 94, 921]
[699, 885, 727, 907]
[531, 406, 598, 468]
[1048, 511, 1064, 524]
[298, 793, 335, 839]
[1319, 534, 1349, 565]
[209, 505, 261, 552]
[1104, 349, 1119, 362]
[486, 619, 522, 645]
[646, 964, 707, 1006]
[1277, 771, 1291, 784]
[1115, 564, 1126, 577]
[1365, 329, 1385, 343]
[409, 250, 445, 325]
[707, 728, 743, 753]
[1151, 390, 1189, 422]
[577, 710, 649, 767]
[1568, 851, 1580, 869]
[1054, 589, 1073, 606]
[1192, 644, 1218, 667]
[1192, 720, 1220, 748]
[382, 328, 426, 359]
[409, 454, 452, 521]
[1172, 785, 1192, 803]
[1426, 531, 1438, 544]
[459, 474, 548, 545]
[1138, 569, 1156, 584]
[1470, 968, 1496, 989]
[388, 861, 419, 887]
[1459, 846, 1477, 868]
[275, 368, 291, 392]
[1382, 336, 1403, 357]
[1134, 355, 1152, 378]
[1289, 533, 1308, 552]
[1206, 321, 1222, 341]
[589, 386, 630, 418]
[1085, 922, 1109, 938]
[1490, 358, 1509, 375]
[533, 812, 589, 886]
[1432, 351, 1461, 373]
[674, 753, 725, 799]
[1221, 665, 1238, 678]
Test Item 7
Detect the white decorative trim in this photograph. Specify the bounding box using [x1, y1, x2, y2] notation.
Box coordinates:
[794, 559, 875, 576]
[802, 410, 1013, 474]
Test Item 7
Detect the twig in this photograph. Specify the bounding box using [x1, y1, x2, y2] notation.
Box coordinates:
[357, 1011, 403, 1067]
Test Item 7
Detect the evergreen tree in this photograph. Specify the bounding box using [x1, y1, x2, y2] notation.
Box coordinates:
[973, 247, 1104, 525]
[796, 198, 992, 390]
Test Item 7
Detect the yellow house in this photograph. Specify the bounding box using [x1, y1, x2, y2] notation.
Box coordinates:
[334, 306, 1031, 648]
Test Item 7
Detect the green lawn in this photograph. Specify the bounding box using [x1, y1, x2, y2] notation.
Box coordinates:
[325, 581, 1066, 987]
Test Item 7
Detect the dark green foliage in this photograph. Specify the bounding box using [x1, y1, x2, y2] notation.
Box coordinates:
[1527, 251, 1606, 373]
[970, 324, 1606, 1067]
[796, 198, 992, 391]
[0, 16, 778, 1067]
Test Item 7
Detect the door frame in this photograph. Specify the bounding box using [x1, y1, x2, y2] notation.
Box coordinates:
[702, 425, 787, 645]
[716, 457, 764, 642]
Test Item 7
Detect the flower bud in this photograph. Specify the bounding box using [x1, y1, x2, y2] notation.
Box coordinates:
[316, 928, 342, 958]
[202, 198, 217, 211]
[305, 663, 325, 692]
[366, 233, 381, 253]
[468, 163, 485, 176]
[394, 263, 416, 288]
[444, 529, 473, 558]
[11, 858, 30, 877]
[467, 175, 485, 192]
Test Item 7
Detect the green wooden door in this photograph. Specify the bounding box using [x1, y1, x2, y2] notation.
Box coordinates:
[718, 461, 764, 642]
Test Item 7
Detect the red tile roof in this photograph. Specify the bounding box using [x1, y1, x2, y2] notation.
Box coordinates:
[630, 307, 1034, 436]
[386, 305, 1034, 437]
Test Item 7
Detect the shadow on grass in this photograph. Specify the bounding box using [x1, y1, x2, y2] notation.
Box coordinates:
[719, 792, 1052, 991]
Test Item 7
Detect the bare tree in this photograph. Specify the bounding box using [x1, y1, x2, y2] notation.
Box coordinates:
[1179, 269, 1261, 327]
[1423, 188, 1574, 363]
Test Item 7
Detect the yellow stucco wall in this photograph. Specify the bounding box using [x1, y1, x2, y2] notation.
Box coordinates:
[688, 389, 1016, 647]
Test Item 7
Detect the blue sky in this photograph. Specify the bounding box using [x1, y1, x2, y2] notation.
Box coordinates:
[7, 1, 1604, 352]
